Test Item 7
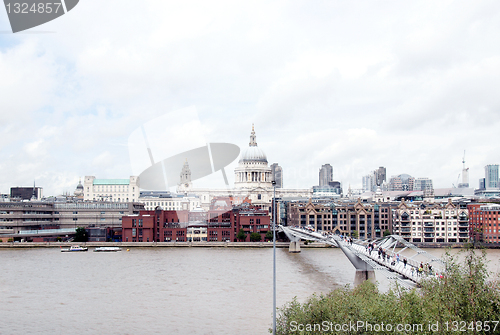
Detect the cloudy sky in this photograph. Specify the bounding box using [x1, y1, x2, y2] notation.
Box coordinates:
[1, 0, 499, 196]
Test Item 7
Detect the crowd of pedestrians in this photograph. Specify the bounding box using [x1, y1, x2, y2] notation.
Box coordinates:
[293, 225, 441, 279]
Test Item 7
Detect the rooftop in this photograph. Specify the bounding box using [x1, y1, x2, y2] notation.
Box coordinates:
[93, 179, 130, 185]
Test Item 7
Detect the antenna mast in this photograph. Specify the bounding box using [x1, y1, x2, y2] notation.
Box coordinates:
[459, 150, 469, 188]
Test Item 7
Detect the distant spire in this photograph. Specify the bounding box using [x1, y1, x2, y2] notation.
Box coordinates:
[32, 180, 36, 200]
[249, 124, 257, 147]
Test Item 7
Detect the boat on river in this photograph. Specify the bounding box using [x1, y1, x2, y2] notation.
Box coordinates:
[94, 247, 121, 252]
[61, 245, 88, 252]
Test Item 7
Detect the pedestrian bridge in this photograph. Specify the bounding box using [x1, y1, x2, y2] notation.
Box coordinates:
[279, 225, 444, 289]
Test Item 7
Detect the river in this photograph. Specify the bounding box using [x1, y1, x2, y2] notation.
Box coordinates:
[1, 247, 499, 335]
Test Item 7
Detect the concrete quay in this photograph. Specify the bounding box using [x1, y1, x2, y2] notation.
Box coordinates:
[0, 241, 333, 249]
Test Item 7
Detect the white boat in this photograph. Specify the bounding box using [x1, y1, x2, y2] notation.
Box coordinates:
[93, 247, 121, 252]
[61, 245, 88, 252]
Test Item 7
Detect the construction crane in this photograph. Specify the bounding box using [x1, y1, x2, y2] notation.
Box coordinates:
[458, 150, 469, 188]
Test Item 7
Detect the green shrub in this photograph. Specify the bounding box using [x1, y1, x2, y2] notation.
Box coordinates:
[273, 248, 500, 334]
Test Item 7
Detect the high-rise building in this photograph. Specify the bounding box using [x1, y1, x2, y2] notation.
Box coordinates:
[388, 174, 415, 191]
[362, 167, 387, 193]
[414, 178, 433, 192]
[479, 178, 486, 190]
[319, 164, 333, 187]
[485, 164, 499, 189]
[270, 163, 283, 188]
[375, 167, 386, 186]
[362, 174, 375, 192]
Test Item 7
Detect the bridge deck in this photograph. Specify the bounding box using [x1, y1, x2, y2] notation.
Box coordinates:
[283, 226, 440, 287]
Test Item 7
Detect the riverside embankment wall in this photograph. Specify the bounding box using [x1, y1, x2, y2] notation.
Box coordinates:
[0, 241, 333, 248]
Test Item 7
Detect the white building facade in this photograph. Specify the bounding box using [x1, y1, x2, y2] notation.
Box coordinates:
[139, 194, 201, 211]
[392, 199, 469, 244]
[83, 176, 140, 202]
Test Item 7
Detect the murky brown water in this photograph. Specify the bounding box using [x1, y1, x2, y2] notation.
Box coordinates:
[0, 247, 499, 334]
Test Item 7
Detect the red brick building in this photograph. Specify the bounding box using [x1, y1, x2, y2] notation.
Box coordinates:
[233, 205, 270, 242]
[468, 203, 500, 244]
[122, 209, 188, 242]
[122, 202, 270, 243]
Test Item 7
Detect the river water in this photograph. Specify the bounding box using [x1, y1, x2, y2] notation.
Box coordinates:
[1, 247, 499, 335]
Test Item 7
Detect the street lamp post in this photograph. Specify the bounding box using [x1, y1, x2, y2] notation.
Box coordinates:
[272, 180, 276, 335]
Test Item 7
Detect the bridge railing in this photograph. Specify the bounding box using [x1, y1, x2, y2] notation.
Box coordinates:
[281, 226, 443, 285]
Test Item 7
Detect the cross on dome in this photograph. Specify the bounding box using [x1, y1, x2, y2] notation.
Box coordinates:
[249, 123, 257, 147]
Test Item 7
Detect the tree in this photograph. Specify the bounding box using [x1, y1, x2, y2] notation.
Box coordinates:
[250, 232, 261, 242]
[383, 229, 391, 237]
[236, 228, 246, 241]
[351, 230, 359, 238]
[74, 227, 88, 242]
[265, 230, 273, 241]
[418, 249, 500, 326]
[273, 248, 500, 334]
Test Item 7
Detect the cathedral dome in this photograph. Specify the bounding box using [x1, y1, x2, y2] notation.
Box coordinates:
[238, 125, 268, 164]
[74, 178, 84, 196]
[234, 125, 272, 188]
[240, 146, 268, 163]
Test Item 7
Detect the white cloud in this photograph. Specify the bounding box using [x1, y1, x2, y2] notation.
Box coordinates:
[1, 0, 500, 194]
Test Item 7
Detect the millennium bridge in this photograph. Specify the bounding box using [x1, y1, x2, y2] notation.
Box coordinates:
[279, 225, 444, 289]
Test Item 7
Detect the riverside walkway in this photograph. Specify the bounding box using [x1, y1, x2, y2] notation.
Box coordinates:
[279, 225, 444, 289]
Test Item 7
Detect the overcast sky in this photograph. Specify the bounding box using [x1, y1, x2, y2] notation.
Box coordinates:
[1, 0, 500, 196]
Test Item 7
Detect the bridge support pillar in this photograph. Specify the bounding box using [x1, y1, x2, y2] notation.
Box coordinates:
[289, 241, 301, 253]
[354, 270, 376, 287]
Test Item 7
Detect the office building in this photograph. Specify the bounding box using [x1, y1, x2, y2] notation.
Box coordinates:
[362, 174, 375, 192]
[10, 187, 43, 201]
[270, 163, 283, 188]
[0, 200, 144, 242]
[319, 164, 333, 187]
[485, 165, 499, 189]
[362, 167, 387, 193]
[414, 178, 433, 192]
[389, 174, 415, 191]
[375, 167, 386, 186]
